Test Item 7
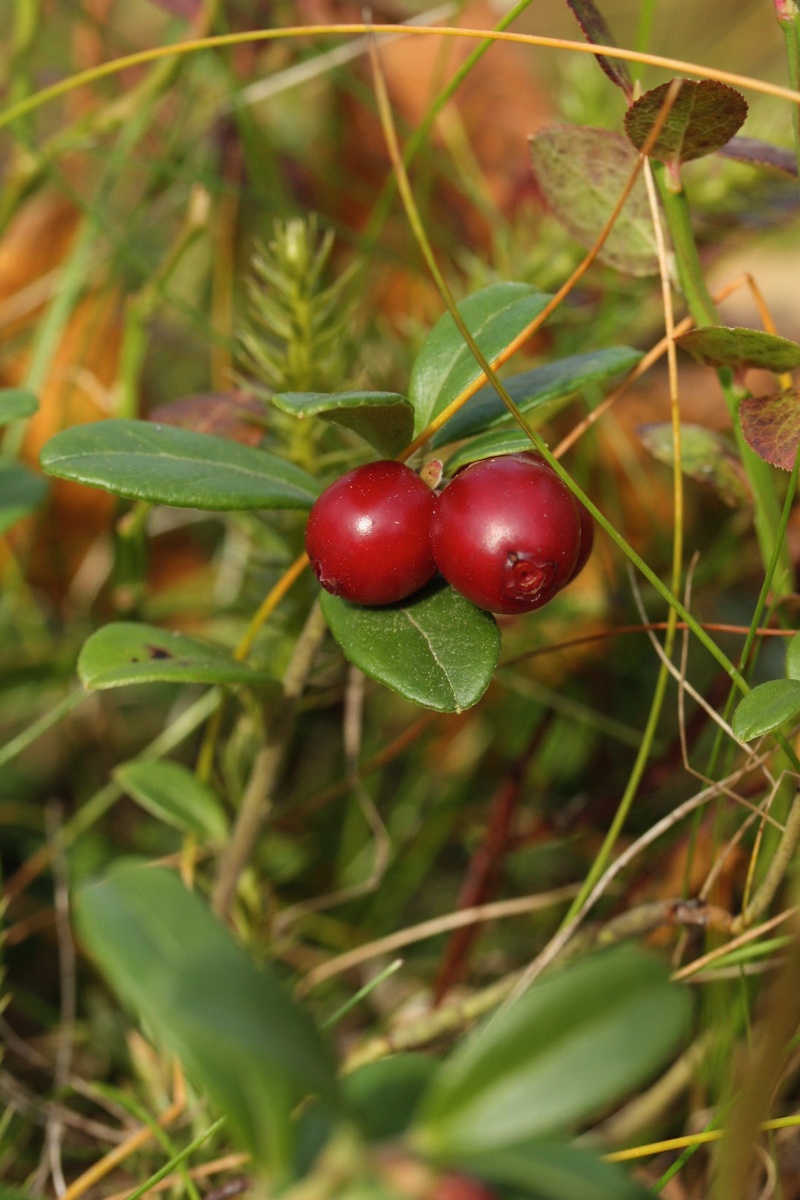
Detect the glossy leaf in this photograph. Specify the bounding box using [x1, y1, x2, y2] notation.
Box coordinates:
[39, 418, 319, 510]
[676, 326, 800, 373]
[740, 388, 800, 470]
[0, 388, 38, 424]
[0, 463, 48, 533]
[113, 759, 228, 843]
[319, 583, 500, 713]
[529, 127, 658, 276]
[625, 80, 747, 166]
[565, 0, 632, 95]
[78, 622, 275, 689]
[445, 430, 539, 473]
[272, 391, 414, 457]
[731, 679, 800, 741]
[447, 1142, 650, 1200]
[638, 423, 750, 507]
[414, 946, 690, 1157]
[409, 284, 552, 436]
[718, 136, 797, 178]
[74, 864, 339, 1178]
[433, 346, 641, 447]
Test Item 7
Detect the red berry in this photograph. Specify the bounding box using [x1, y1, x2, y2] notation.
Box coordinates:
[566, 495, 595, 585]
[430, 454, 582, 614]
[305, 460, 437, 606]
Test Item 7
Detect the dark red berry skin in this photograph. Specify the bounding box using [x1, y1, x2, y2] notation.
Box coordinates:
[305, 460, 437, 606]
[430, 454, 582, 614]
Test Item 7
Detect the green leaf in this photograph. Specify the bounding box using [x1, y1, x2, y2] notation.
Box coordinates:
[39, 418, 319, 510]
[344, 1056, 437, 1144]
[731, 679, 800, 741]
[529, 127, 658, 276]
[0, 388, 38, 424]
[565, 0, 632, 95]
[78, 622, 275, 689]
[413, 946, 691, 1157]
[432, 346, 641, 447]
[739, 388, 800, 470]
[625, 80, 748, 166]
[74, 864, 339, 1179]
[448, 1142, 650, 1200]
[113, 759, 228, 843]
[409, 284, 552, 436]
[320, 583, 500, 713]
[638, 423, 751, 507]
[271, 391, 414, 457]
[676, 327, 800, 373]
[444, 430, 539, 473]
[0, 462, 48, 533]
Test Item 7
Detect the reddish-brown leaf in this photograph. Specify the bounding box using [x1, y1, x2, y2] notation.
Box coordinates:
[625, 80, 748, 166]
[565, 0, 632, 96]
[718, 136, 798, 179]
[740, 388, 800, 470]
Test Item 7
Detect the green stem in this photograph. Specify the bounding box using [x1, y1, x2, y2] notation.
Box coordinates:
[654, 163, 791, 593]
[776, 0, 800, 178]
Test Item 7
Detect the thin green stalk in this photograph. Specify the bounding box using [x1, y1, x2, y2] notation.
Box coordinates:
[0, 690, 87, 770]
[654, 163, 791, 592]
[776, 0, 800, 177]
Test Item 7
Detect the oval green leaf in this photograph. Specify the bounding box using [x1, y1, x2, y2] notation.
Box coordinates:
[78, 622, 275, 689]
[409, 284, 552, 436]
[740, 387, 800, 470]
[785, 631, 800, 681]
[625, 80, 748, 165]
[319, 583, 500, 713]
[638, 422, 751, 507]
[74, 864, 339, 1178]
[0, 388, 38, 424]
[731, 679, 800, 741]
[529, 126, 658, 276]
[39, 418, 319, 510]
[271, 391, 414, 457]
[432, 346, 641, 447]
[413, 946, 691, 1157]
[113, 759, 228, 843]
[0, 462, 48, 533]
[676, 327, 800, 373]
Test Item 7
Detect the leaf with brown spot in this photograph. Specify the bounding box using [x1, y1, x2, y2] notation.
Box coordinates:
[625, 80, 748, 166]
[676, 327, 800, 373]
[565, 0, 632, 96]
[148, 391, 266, 447]
[529, 126, 658, 277]
[740, 388, 800, 470]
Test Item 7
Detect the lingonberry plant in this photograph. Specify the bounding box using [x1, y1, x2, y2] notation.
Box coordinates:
[5, 1, 800, 1199]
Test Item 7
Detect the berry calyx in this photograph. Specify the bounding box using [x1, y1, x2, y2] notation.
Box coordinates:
[429, 453, 583, 614]
[305, 460, 437, 606]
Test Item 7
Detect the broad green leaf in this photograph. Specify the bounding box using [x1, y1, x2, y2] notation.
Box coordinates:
[731, 679, 800, 741]
[445, 430, 539, 474]
[625, 80, 748, 165]
[0, 463, 48, 533]
[447, 1142, 650, 1200]
[638, 423, 751, 507]
[344, 1056, 437, 1144]
[529, 127, 658, 276]
[676, 327, 800, 373]
[432, 346, 641, 447]
[272, 391, 414, 457]
[320, 583, 499, 713]
[74, 864, 339, 1179]
[113, 759, 228, 843]
[39, 418, 319, 510]
[739, 388, 800, 470]
[413, 946, 690, 1157]
[409, 284, 552, 436]
[786, 631, 800, 680]
[78, 622, 275, 689]
[0, 388, 38, 424]
[565, 0, 632, 96]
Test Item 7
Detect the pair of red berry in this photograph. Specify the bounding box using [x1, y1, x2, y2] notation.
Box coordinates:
[305, 453, 593, 615]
